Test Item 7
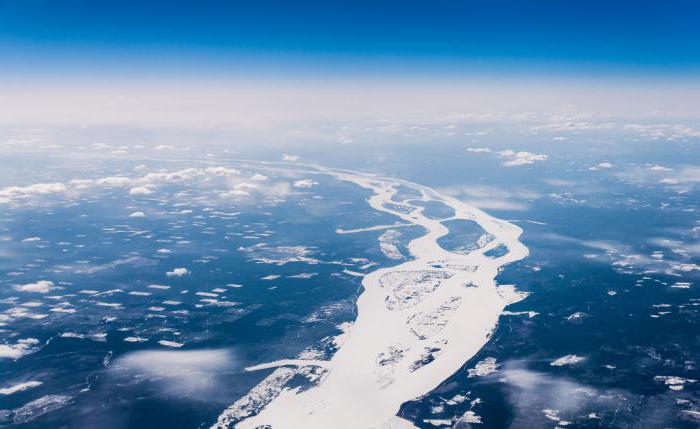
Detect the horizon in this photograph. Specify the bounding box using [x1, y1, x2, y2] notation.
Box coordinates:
[2, 1, 700, 131]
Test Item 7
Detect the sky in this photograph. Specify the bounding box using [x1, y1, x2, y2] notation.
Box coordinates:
[1, 0, 699, 78]
[1, 1, 699, 129]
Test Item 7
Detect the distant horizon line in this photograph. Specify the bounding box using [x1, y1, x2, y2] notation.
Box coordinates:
[2, 46, 700, 82]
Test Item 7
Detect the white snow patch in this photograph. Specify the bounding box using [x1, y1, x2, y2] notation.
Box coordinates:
[0, 381, 42, 395]
[551, 355, 586, 367]
[468, 357, 499, 377]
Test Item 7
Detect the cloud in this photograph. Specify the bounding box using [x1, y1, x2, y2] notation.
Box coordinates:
[97, 177, 132, 187]
[129, 186, 154, 196]
[616, 164, 700, 190]
[441, 184, 539, 211]
[4, 80, 700, 133]
[463, 199, 531, 211]
[129, 211, 146, 218]
[0, 183, 67, 203]
[14, 280, 57, 293]
[539, 232, 698, 275]
[0, 338, 40, 359]
[465, 147, 548, 166]
[220, 189, 251, 198]
[166, 267, 189, 277]
[293, 179, 318, 189]
[531, 121, 617, 132]
[12, 394, 73, 424]
[498, 150, 548, 166]
[204, 167, 241, 176]
[497, 361, 627, 428]
[110, 349, 235, 397]
[675, 166, 700, 183]
[282, 154, 299, 161]
[542, 178, 578, 187]
[623, 123, 700, 140]
[254, 182, 293, 199]
[0, 166, 249, 204]
[649, 164, 672, 172]
[239, 244, 319, 265]
[589, 162, 613, 171]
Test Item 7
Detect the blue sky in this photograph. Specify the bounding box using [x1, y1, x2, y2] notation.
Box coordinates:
[1, 0, 699, 78]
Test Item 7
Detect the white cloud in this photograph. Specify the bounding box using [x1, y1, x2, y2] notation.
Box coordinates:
[0, 183, 67, 202]
[282, 154, 299, 161]
[12, 394, 72, 423]
[129, 186, 154, 196]
[3, 80, 700, 132]
[239, 244, 319, 265]
[129, 211, 146, 218]
[466, 147, 492, 153]
[255, 181, 292, 199]
[140, 168, 200, 183]
[96, 176, 132, 187]
[234, 183, 258, 191]
[531, 121, 617, 132]
[0, 338, 40, 359]
[117, 350, 231, 373]
[204, 167, 241, 176]
[464, 199, 530, 211]
[624, 123, 700, 140]
[293, 179, 318, 189]
[499, 362, 627, 427]
[675, 166, 700, 183]
[14, 280, 57, 293]
[617, 164, 700, 189]
[498, 150, 548, 166]
[540, 232, 699, 276]
[111, 349, 233, 396]
[166, 267, 189, 277]
[441, 184, 540, 211]
[589, 162, 613, 171]
[220, 189, 251, 197]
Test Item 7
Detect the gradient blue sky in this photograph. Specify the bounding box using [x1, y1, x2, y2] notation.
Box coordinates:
[1, 0, 699, 78]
